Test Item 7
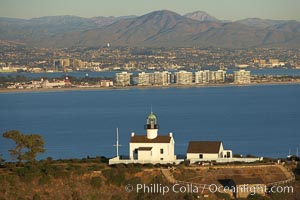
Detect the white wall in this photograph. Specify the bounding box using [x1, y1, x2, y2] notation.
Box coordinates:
[129, 138, 175, 162]
[187, 153, 219, 160]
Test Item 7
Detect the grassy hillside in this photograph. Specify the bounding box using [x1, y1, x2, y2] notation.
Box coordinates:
[0, 158, 299, 200]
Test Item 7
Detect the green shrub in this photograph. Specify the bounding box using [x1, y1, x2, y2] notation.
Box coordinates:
[87, 164, 105, 171]
[32, 194, 41, 200]
[16, 166, 37, 182]
[127, 176, 141, 186]
[38, 175, 51, 185]
[110, 194, 122, 200]
[52, 168, 69, 179]
[102, 168, 125, 186]
[90, 176, 102, 188]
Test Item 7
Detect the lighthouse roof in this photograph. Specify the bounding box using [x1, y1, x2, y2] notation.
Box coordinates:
[147, 112, 157, 122]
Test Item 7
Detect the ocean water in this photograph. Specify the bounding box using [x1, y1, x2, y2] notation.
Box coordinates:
[0, 84, 300, 160]
[1, 69, 300, 79]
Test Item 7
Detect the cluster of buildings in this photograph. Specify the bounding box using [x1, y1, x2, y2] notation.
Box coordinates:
[53, 59, 102, 72]
[253, 59, 286, 68]
[7, 77, 72, 89]
[109, 112, 262, 165]
[115, 70, 251, 86]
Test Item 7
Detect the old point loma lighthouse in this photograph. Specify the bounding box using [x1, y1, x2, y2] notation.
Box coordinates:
[109, 112, 262, 165]
[109, 111, 177, 164]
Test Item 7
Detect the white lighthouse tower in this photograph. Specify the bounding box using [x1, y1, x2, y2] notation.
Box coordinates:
[144, 112, 159, 139]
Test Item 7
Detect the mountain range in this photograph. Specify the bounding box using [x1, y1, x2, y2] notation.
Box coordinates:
[0, 10, 299, 48]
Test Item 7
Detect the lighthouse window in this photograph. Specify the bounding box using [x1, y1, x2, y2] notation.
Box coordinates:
[160, 149, 164, 154]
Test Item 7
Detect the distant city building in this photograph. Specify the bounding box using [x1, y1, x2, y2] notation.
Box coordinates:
[138, 71, 170, 86]
[234, 70, 251, 84]
[41, 79, 65, 88]
[195, 70, 205, 84]
[138, 72, 150, 86]
[100, 80, 113, 87]
[195, 70, 226, 84]
[53, 59, 71, 71]
[175, 70, 193, 85]
[116, 72, 132, 86]
[213, 70, 226, 83]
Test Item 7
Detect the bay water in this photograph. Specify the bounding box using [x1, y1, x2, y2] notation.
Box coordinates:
[0, 84, 299, 160]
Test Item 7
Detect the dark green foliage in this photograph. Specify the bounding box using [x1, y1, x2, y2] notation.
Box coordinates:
[110, 194, 122, 200]
[125, 164, 142, 174]
[38, 175, 51, 185]
[2, 130, 45, 163]
[127, 176, 141, 186]
[66, 164, 87, 175]
[72, 191, 82, 200]
[102, 168, 126, 186]
[0, 174, 17, 186]
[16, 165, 38, 182]
[90, 176, 102, 188]
[87, 164, 105, 171]
[32, 193, 41, 200]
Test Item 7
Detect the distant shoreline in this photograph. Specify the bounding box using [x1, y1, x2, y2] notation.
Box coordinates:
[0, 81, 300, 93]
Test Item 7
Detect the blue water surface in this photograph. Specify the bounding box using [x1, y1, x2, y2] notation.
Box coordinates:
[0, 84, 299, 160]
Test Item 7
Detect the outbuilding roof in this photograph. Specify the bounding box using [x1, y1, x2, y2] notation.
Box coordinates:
[187, 141, 222, 153]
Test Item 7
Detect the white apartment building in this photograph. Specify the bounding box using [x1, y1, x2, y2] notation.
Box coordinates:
[195, 70, 226, 84]
[175, 70, 193, 85]
[116, 72, 132, 86]
[138, 72, 150, 86]
[234, 70, 251, 84]
[138, 71, 170, 86]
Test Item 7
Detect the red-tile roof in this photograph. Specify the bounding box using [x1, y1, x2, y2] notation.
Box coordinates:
[130, 135, 171, 143]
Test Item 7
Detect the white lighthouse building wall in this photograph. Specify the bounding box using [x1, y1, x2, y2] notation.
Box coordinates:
[129, 133, 176, 162]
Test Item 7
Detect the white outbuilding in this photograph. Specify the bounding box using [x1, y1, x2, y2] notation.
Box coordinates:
[186, 141, 232, 162]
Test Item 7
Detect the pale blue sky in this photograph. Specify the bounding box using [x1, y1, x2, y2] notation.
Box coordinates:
[0, 0, 299, 21]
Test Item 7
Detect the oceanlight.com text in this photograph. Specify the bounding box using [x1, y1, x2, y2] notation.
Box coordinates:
[125, 183, 294, 196]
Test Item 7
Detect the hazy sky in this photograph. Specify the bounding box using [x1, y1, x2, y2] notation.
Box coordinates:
[0, 0, 299, 21]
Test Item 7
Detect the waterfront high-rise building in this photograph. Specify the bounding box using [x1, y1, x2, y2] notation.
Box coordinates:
[138, 72, 150, 86]
[153, 71, 170, 85]
[175, 70, 193, 85]
[214, 70, 226, 82]
[195, 70, 205, 84]
[138, 71, 170, 86]
[195, 70, 225, 84]
[116, 72, 132, 86]
[234, 70, 251, 84]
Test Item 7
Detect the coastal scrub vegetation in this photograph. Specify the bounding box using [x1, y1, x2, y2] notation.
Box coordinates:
[1, 130, 300, 199]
